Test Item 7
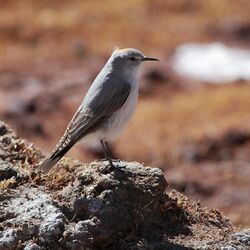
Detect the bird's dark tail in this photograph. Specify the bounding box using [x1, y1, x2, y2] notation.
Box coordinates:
[39, 155, 62, 174]
[39, 142, 73, 174]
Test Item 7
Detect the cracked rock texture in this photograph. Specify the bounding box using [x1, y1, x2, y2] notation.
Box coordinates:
[0, 120, 249, 250]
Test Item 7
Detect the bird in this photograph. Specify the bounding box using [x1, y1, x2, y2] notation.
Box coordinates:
[39, 48, 159, 173]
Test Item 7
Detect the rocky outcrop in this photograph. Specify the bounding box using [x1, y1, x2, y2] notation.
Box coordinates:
[0, 120, 249, 250]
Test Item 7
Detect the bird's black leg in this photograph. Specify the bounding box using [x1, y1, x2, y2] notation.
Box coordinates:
[100, 139, 108, 159]
[100, 139, 114, 169]
[105, 141, 126, 169]
[104, 141, 115, 169]
[104, 141, 113, 160]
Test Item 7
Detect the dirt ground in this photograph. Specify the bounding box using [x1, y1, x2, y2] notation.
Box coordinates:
[0, 0, 250, 228]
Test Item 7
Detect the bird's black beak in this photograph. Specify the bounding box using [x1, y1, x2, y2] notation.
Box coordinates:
[142, 56, 159, 61]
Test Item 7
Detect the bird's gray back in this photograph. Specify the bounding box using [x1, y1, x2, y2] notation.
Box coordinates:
[81, 63, 131, 111]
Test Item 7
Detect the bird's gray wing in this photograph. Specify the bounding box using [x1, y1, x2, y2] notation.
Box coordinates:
[39, 80, 131, 173]
[66, 79, 131, 143]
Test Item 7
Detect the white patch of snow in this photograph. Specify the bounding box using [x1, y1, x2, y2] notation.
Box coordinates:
[172, 42, 250, 83]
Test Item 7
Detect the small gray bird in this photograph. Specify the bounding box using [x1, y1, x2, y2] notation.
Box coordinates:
[39, 48, 158, 173]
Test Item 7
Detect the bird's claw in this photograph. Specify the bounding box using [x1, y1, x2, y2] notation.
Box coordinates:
[99, 159, 126, 173]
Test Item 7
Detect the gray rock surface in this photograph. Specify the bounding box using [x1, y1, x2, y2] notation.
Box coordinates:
[232, 229, 250, 246]
[0, 229, 18, 250]
[0, 120, 249, 249]
[24, 242, 41, 250]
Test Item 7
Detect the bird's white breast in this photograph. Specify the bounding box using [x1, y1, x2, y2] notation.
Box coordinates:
[103, 82, 138, 141]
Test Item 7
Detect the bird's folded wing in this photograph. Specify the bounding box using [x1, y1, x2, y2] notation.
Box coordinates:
[50, 80, 131, 156]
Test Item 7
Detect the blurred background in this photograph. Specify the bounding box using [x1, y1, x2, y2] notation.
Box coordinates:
[0, 0, 250, 228]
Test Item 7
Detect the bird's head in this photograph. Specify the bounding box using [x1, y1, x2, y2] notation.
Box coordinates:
[109, 48, 159, 74]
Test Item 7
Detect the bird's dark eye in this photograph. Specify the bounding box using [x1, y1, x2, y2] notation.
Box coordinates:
[129, 57, 136, 61]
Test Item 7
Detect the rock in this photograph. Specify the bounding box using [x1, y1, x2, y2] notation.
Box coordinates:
[0, 120, 249, 249]
[0, 124, 8, 136]
[39, 213, 66, 243]
[64, 218, 101, 249]
[0, 229, 18, 250]
[232, 229, 250, 246]
[220, 247, 237, 250]
[0, 160, 17, 181]
[24, 242, 41, 250]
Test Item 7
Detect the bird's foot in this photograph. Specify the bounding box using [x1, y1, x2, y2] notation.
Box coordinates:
[113, 160, 126, 169]
[99, 159, 126, 173]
